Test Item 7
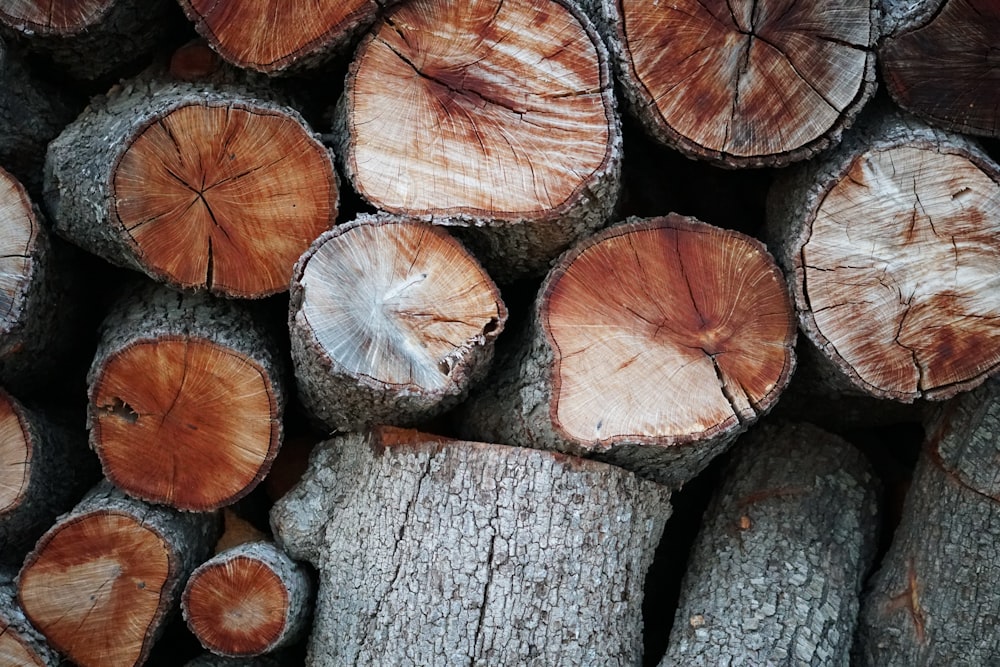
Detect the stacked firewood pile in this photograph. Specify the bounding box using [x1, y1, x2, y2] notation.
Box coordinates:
[1, 0, 999, 665]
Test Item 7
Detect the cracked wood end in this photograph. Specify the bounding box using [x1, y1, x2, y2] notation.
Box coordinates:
[46, 79, 339, 298]
[881, 0, 1000, 138]
[87, 285, 285, 511]
[334, 0, 622, 279]
[289, 213, 506, 431]
[0, 0, 113, 34]
[591, 0, 877, 167]
[0, 168, 40, 338]
[17, 482, 218, 667]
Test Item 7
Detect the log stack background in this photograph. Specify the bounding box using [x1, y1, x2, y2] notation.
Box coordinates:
[1, 0, 999, 664]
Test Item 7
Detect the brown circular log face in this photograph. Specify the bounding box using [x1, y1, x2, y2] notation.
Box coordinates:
[0, 170, 38, 334]
[299, 221, 503, 389]
[0, 395, 28, 515]
[180, 0, 375, 72]
[621, 0, 871, 159]
[91, 338, 280, 510]
[348, 0, 611, 216]
[113, 104, 337, 298]
[18, 511, 170, 667]
[0, 0, 110, 33]
[184, 556, 287, 656]
[544, 216, 794, 444]
[803, 146, 1000, 399]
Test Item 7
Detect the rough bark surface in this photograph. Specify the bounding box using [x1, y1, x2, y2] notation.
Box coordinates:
[87, 283, 285, 511]
[271, 427, 671, 666]
[854, 378, 1000, 665]
[0, 568, 59, 666]
[661, 421, 880, 666]
[184, 653, 287, 667]
[288, 213, 507, 432]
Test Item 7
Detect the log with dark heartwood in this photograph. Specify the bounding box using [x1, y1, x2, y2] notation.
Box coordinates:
[459, 214, 797, 489]
[270, 426, 671, 666]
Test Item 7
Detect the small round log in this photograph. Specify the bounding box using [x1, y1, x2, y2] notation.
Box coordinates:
[0, 568, 59, 666]
[87, 284, 285, 511]
[45, 78, 339, 298]
[459, 214, 796, 489]
[182, 541, 312, 658]
[289, 214, 506, 431]
[17, 481, 219, 667]
[333, 0, 622, 280]
[270, 426, 671, 666]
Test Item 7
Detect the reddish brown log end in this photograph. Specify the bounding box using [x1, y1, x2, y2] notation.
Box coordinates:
[0, 0, 110, 34]
[113, 103, 338, 298]
[90, 338, 281, 510]
[543, 215, 795, 445]
[18, 511, 171, 667]
[346, 0, 612, 217]
[620, 0, 872, 163]
[169, 41, 223, 81]
[0, 168, 39, 334]
[0, 625, 46, 666]
[0, 392, 28, 519]
[882, 0, 1000, 137]
[183, 556, 287, 656]
[801, 145, 1000, 400]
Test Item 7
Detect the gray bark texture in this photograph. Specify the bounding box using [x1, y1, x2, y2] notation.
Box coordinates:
[288, 213, 506, 432]
[854, 378, 1000, 665]
[87, 283, 286, 510]
[0, 390, 99, 566]
[182, 540, 313, 657]
[184, 653, 288, 667]
[660, 421, 880, 666]
[270, 428, 672, 666]
[879, 0, 946, 36]
[0, 567, 60, 666]
[17, 481, 219, 667]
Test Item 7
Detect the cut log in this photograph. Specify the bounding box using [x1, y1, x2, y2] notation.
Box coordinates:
[578, 0, 878, 167]
[45, 78, 339, 298]
[333, 0, 622, 280]
[881, 0, 1000, 137]
[182, 541, 313, 658]
[458, 214, 796, 489]
[289, 214, 507, 432]
[661, 421, 879, 666]
[0, 567, 59, 666]
[17, 481, 219, 667]
[766, 108, 1000, 402]
[175, 0, 396, 75]
[0, 389, 98, 565]
[854, 377, 1000, 665]
[87, 284, 285, 511]
[0, 0, 179, 82]
[270, 426, 671, 666]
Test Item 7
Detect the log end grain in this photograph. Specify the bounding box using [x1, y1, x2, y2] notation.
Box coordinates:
[0, 168, 41, 339]
[0, 0, 111, 35]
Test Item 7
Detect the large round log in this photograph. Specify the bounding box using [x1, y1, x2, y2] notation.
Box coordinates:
[270, 426, 671, 666]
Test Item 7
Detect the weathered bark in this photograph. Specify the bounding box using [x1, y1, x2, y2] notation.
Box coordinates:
[270, 426, 671, 666]
[661, 421, 880, 666]
[880, 0, 1000, 137]
[184, 652, 287, 667]
[854, 378, 1000, 665]
[182, 541, 313, 658]
[576, 0, 878, 167]
[87, 284, 285, 511]
[45, 78, 339, 298]
[289, 214, 506, 432]
[459, 214, 796, 489]
[766, 107, 1000, 402]
[0, 0, 180, 82]
[175, 0, 399, 75]
[17, 481, 219, 667]
[333, 0, 622, 281]
[0, 568, 59, 666]
[0, 389, 98, 566]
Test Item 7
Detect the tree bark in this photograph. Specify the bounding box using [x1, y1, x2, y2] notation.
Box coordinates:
[17, 481, 219, 667]
[270, 426, 671, 666]
[880, 0, 1000, 137]
[182, 540, 313, 658]
[576, 0, 878, 167]
[87, 283, 286, 511]
[458, 214, 796, 489]
[289, 213, 507, 432]
[184, 652, 287, 667]
[0, 568, 59, 666]
[766, 107, 1000, 402]
[661, 421, 880, 666]
[854, 377, 1000, 665]
[45, 77, 339, 299]
[332, 0, 622, 281]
